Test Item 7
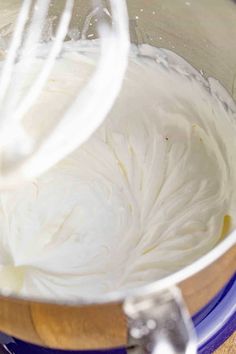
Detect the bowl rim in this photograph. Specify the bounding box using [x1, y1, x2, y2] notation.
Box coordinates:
[0, 230, 235, 306]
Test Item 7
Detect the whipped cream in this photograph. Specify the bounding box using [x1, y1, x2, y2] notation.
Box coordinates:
[0, 41, 236, 300]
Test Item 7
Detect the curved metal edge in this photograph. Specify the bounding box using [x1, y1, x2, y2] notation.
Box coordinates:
[1, 275, 235, 353]
[195, 273, 236, 353]
[0, 232, 235, 307]
[199, 312, 236, 354]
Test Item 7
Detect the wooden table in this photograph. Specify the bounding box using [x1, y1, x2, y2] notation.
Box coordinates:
[215, 332, 236, 353]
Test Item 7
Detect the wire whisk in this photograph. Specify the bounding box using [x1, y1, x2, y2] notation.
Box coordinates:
[0, 0, 130, 188]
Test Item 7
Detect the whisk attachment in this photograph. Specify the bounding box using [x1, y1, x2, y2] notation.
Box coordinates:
[0, 0, 130, 188]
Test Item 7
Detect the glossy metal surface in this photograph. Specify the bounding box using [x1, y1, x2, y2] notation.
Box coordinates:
[125, 288, 196, 354]
[0, 274, 235, 353]
[0, 0, 235, 351]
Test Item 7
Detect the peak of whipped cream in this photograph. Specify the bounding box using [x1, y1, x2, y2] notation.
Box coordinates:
[0, 41, 235, 300]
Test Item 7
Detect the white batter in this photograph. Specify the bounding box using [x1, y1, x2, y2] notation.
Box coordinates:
[0, 41, 236, 300]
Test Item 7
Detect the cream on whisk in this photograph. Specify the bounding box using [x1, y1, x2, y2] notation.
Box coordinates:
[0, 42, 235, 300]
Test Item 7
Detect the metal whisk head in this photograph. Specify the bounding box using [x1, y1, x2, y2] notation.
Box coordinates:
[0, 0, 130, 188]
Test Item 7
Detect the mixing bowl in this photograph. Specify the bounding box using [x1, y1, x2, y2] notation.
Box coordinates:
[0, 1, 235, 353]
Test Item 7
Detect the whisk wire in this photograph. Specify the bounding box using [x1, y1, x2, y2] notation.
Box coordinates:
[3, 0, 51, 121]
[0, 0, 32, 106]
[15, 0, 74, 125]
[0, 0, 130, 187]
[23, 0, 130, 178]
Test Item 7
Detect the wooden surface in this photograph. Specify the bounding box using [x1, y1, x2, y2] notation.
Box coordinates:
[215, 332, 236, 354]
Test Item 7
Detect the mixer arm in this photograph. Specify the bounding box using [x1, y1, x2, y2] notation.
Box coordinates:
[124, 286, 196, 354]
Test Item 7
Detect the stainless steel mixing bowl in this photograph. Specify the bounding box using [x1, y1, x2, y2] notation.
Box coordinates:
[0, 1, 235, 353]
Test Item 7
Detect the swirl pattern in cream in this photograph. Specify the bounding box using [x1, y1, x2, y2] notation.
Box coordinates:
[0, 42, 235, 300]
